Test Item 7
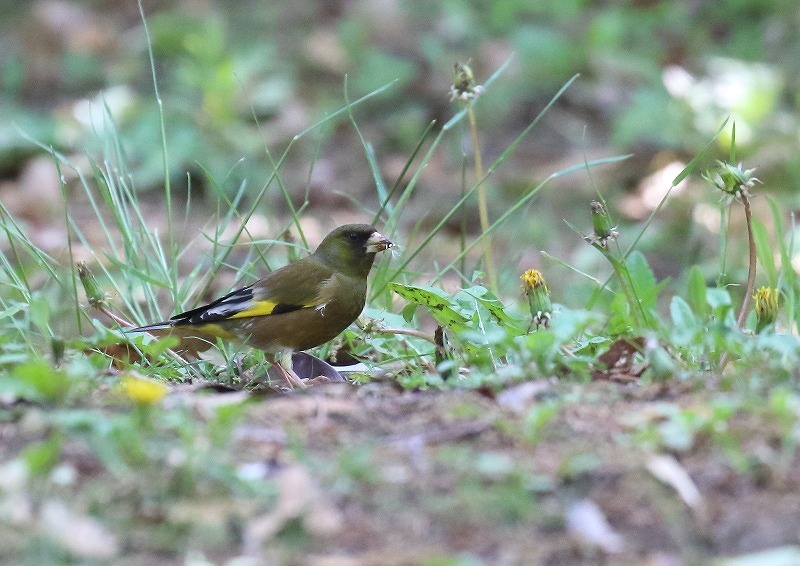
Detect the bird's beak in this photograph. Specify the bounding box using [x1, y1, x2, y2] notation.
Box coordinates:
[366, 231, 393, 253]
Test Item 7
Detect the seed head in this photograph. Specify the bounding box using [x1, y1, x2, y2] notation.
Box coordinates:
[702, 161, 761, 202]
[449, 60, 484, 102]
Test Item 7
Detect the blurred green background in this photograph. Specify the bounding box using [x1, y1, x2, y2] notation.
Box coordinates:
[2, 0, 799, 296]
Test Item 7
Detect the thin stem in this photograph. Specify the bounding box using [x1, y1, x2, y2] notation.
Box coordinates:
[737, 195, 757, 328]
[370, 327, 437, 344]
[460, 157, 468, 283]
[468, 107, 498, 292]
[719, 193, 757, 372]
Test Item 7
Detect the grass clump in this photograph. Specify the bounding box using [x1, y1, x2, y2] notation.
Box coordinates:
[2, 16, 800, 562]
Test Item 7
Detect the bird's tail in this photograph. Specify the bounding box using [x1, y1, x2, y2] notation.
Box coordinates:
[124, 321, 217, 357]
[126, 321, 173, 334]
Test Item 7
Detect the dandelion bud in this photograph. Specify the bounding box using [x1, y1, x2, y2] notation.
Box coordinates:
[753, 287, 778, 333]
[77, 261, 106, 307]
[585, 200, 618, 249]
[521, 269, 552, 329]
[51, 337, 65, 365]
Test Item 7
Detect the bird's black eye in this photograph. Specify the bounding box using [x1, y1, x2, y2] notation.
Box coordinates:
[347, 232, 359, 241]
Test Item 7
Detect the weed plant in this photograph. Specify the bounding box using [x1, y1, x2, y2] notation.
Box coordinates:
[1, 6, 800, 562]
[2, 45, 800, 393]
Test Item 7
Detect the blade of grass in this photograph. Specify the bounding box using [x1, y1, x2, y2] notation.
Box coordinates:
[540, 251, 603, 286]
[583, 117, 732, 311]
[138, 0, 175, 277]
[372, 73, 584, 299]
[372, 120, 437, 226]
[344, 76, 389, 217]
[439, 155, 632, 277]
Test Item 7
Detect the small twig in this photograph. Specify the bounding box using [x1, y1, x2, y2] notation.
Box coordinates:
[98, 305, 135, 328]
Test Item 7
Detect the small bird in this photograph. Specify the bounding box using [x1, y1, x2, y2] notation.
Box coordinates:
[128, 224, 393, 388]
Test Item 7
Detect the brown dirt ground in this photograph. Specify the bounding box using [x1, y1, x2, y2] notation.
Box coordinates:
[220, 378, 800, 564]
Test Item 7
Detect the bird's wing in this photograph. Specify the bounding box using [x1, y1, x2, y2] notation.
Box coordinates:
[170, 258, 336, 325]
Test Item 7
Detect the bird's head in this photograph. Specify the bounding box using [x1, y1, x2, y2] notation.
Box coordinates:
[314, 224, 393, 277]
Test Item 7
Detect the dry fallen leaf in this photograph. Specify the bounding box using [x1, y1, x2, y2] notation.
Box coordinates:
[646, 453, 705, 512]
[591, 337, 646, 382]
[565, 498, 624, 554]
[496, 380, 551, 413]
[244, 464, 343, 553]
[40, 499, 119, 560]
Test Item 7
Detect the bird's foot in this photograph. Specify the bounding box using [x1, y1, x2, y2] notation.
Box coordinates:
[273, 363, 308, 390]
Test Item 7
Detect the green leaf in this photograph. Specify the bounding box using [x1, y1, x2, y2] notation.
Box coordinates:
[389, 283, 470, 329]
[143, 335, 180, 357]
[626, 251, 665, 312]
[670, 296, 698, 337]
[1, 361, 71, 402]
[29, 293, 51, 336]
[687, 266, 709, 320]
[751, 218, 777, 286]
[21, 434, 62, 475]
[460, 286, 522, 330]
[401, 302, 418, 323]
[548, 308, 599, 342]
[706, 288, 733, 313]
[523, 329, 558, 369]
[608, 292, 633, 336]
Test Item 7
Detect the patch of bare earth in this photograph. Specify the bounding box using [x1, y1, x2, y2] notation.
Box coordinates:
[229, 380, 800, 564]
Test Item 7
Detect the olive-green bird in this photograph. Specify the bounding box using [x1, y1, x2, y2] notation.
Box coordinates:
[128, 224, 393, 388]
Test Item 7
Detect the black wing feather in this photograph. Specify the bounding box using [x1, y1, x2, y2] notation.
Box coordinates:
[171, 284, 256, 325]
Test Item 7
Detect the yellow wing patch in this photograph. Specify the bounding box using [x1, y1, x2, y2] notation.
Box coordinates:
[228, 300, 280, 319]
[227, 299, 315, 319]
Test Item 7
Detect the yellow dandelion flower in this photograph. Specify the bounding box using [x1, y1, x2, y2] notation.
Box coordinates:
[119, 373, 168, 405]
[753, 287, 779, 333]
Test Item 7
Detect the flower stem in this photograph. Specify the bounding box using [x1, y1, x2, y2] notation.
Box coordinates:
[468, 107, 497, 292]
[719, 194, 757, 372]
[736, 194, 757, 328]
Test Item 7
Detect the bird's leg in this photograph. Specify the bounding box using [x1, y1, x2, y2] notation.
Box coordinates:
[274, 351, 307, 389]
[274, 364, 308, 389]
